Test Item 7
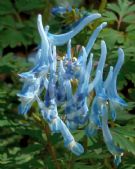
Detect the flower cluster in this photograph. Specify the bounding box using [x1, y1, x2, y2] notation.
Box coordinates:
[18, 13, 127, 166]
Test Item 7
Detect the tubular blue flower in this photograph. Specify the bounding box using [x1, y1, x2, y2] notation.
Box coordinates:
[18, 77, 43, 114]
[59, 118, 84, 155]
[74, 54, 100, 125]
[79, 22, 107, 57]
[50, 116, 84, 156]
[101, 104, 123, 166]
[86, 40, 107, 135]
[86, 41, 126, 166]
[18, 12, 127, 165]
[64, 48, 101, 127]
[56, 60, 66, 104]
[106, 48, 127, 106]
[86, 41, 127, 130]
[36, 95, 84, 156]
[95, 40, 107, 98]
[18, 15, 50, 81]
[37, 14, 49, 65]
[48, 13, 101, 45]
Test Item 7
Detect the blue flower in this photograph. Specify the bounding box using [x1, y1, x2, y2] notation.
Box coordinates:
[86, 41, 126, 166]
[106, 48, 127, 119]
[48, 13, 101, 45]
[81, 22, 107, 57]
[101, 104, 123, 166]
[18, 12, 126, 164]
[18, 77, 43, 114]
[56, 60, 66, 104]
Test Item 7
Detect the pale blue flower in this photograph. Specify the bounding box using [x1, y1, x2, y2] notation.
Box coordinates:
[18, 77, 43, 114]
[86, 41, 126, 166]
[18, 11, 126, 164]
[48, 13, 101, 45]
[101, 104, 123, 166]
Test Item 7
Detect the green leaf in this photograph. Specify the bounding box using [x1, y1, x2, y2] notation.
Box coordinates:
[126, 24, 135, 32]
[0, 0, 15, 15]
[112, 126, 135, 138]
[22, 143, 43, 154]
[16, 128, 44, 141]
[74, 162, 103, 169]
[15, 0, 45, 12]
[123, 15, 135, 23]
[128, 88, 135, 100]
[0, 29, 26, 48]
[103, 11, 118, 21]
[15, 154, 33, 165]
[0, 16, 15, 28]
[127, 4, 135, 13]
[112, 131, 135, 155]
[107, 4, 121, 15]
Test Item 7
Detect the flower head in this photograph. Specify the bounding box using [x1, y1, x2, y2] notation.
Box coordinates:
[18, 11, 126, 165]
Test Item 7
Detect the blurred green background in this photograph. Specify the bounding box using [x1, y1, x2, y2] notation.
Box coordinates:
[0, 0, 135, 169]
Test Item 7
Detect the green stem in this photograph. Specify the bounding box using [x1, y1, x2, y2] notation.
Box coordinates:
[83, 135, 88, 151]
[44, 124, 61, 169]
[32, 114, 61, 169]
[14, 10, 22, 23]
[99, 0, 107, 13]
[67, 153, 73, 169]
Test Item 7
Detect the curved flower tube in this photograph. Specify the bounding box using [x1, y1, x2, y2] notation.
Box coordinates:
[101, 104, 123, 166]
[87, 41, 107, 134]
[81, 22, 107, 56]
[36, 96, 84, 156]
[95, 40, 107, 98]
[37, 14, 49, 65]
[48, 13, 101, 45]
[106, 48, 127, 106]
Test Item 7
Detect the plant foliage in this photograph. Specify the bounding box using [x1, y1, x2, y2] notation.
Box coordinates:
[0, 0, 135, 169]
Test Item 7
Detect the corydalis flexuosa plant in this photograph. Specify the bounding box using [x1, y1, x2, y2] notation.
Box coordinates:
[18, 12, 127, 166]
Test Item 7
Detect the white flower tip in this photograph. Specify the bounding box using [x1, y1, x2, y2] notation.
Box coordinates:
[102, 22, 107, 28]
[101, 40, 106, 46]
[90, 53, 93, 59]
[92, 13, 101, 18]
[68, 140, 76, 149]
[118, 48, 124, 56]
[38, 14, 42, 21]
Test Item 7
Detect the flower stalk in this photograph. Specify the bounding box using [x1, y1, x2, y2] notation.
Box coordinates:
[32, 113, 61, 169]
